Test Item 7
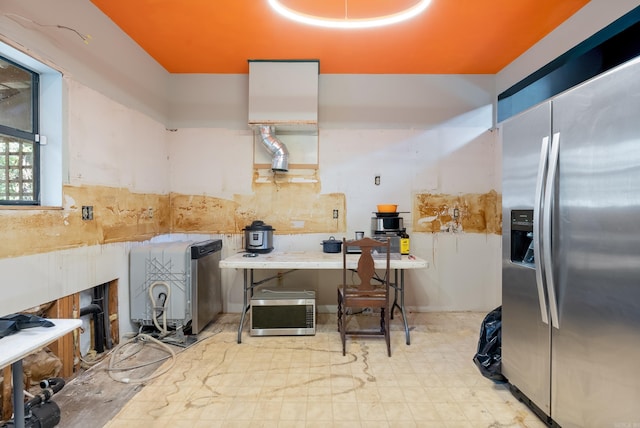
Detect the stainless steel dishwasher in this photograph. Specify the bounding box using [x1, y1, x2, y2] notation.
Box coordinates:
[130, 239, 223, 334]
[190, 239, 223, 333]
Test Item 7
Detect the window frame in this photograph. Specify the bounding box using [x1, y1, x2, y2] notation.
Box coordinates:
[0, 55, 40, 205]
[0, 39, 63, 209]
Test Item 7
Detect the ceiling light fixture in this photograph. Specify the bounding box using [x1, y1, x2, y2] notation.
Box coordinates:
[267, 0, 432, 29]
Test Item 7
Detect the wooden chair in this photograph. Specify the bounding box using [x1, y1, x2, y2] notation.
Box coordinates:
[337, 236, 392, 357]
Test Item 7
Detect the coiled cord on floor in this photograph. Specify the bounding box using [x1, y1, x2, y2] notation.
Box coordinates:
[107, 333, 176, 384]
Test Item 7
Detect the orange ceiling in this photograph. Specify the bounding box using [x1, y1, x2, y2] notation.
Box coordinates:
[90, 0, 590, 74]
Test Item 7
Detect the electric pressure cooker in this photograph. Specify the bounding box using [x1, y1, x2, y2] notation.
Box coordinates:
[243, 220, 274, 253]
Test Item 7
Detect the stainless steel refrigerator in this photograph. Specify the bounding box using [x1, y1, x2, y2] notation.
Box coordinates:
[501, 56, 640, 427]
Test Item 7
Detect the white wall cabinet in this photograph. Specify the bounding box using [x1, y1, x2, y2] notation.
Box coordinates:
[249, 60, 319, 168]
[248, 60, 319, 128]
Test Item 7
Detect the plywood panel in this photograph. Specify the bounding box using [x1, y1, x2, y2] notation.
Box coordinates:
[44, 294, 80, 377]
[107, 280, 119, 347]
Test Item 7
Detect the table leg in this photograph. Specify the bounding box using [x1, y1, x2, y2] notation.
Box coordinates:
[237, 269, 256, 343]
[237, 268, 250, 344]
[391, 269, 399, 319]
[12, 359, 25, 428]
[390, 269, 411, 345]
[399, 269, 410, 345]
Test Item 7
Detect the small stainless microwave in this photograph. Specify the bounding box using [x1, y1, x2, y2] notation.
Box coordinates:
[250, 290, 316, 336]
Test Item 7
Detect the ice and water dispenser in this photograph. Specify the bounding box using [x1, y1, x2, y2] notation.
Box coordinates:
[511, 210, 534, 265]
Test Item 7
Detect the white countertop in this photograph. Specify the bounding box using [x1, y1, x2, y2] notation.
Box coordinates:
[0, 318, 82, 368]
[220, 251, 428, 270]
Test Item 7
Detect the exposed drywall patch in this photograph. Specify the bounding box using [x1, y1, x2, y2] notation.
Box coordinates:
[171, 184, 345, 234]
[0, 185, 170, 258]
[171, 169, 344, 234]
[80, 186, 170, 243]
[246, 169, 344, 234]
[235, 189, 345, 234]
[3, 178, 345, 258]
[170, 194, 239, 232]
[414, 190, 501, 234]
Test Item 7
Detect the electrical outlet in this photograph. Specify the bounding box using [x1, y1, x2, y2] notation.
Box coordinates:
[333, 209, 339, 219]
[148, 207, 154, 219]
[82, 205, 93, 221]
[453, 208, 460, 219]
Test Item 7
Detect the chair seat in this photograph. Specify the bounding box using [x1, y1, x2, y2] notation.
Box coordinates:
[340, 286, 386, 296]
[339, 287, 387, 306]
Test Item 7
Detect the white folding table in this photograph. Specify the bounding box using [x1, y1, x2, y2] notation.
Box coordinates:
[0, 318, 82, 428]
[220, 251, 428, 344]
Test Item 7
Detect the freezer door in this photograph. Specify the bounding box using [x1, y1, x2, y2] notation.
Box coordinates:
[501, 101, 552, 416]
[552, 57, 640, 427]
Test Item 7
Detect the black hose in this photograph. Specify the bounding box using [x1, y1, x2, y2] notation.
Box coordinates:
[23, 378, 65, 413]
[103, 282, 113, 349]
[40, 377, 65, 394]
[80, 303, 105, 353]
[79, 303, 101, 317]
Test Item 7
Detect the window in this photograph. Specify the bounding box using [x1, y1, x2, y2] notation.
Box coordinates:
[0, 41, 63, 208]
[0, 56, 39, 204]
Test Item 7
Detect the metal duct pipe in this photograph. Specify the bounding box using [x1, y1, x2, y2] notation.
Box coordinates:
[258, 125, 289, 172]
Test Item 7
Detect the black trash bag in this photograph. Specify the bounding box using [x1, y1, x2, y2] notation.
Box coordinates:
[0, 314, 55, 339]
[473, 306, 507, 382]
[0, 320, 19, 339]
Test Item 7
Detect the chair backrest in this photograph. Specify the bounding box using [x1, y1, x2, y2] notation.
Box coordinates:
[342, 237, 391, 291]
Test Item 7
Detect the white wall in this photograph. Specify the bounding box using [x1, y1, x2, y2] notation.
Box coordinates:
[0, 243, 131, 329]
[167, 73, 500, 313]
[0, 77, 171, 336]
[66, 79, 170, 192]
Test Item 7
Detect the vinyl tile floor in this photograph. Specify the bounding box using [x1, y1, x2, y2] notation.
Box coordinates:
[99, 311, 545, 428]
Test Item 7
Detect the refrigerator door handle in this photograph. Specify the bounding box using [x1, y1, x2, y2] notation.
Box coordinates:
[544, 132, 561, 329]
[534, 136, 550, 325]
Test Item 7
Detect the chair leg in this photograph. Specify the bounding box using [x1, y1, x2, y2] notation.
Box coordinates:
[341, 315, 346, 356]
[337, 290, 342, 332]
[337, 290, 346, 355]
[384, 307, 391, 357]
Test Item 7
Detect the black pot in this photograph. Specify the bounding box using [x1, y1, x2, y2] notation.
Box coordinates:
[321, 236, 342, 253]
